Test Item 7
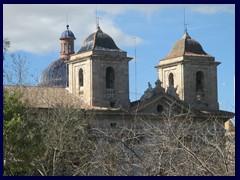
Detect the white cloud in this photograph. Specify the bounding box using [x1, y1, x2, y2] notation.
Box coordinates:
[99, 16, 145, 47]
[3, 4, 96, 54]
[186, 4, 235, 14]
[3, 4, 234, 55]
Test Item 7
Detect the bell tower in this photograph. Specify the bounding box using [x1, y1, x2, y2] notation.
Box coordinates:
[60, 25, 76, 59]
[155, 31, 220, 110]
[67, 26, 132, 109]
[38, 25, 76, 88]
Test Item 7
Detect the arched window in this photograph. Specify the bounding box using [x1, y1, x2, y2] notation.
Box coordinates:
[66, 64, 69, 87]
[72, 43, 74, 53]
[64, 43, 68, 53]
[69, 43, 72, 53]
[79, 68, 83, 87]
[106, 67, 115, 89]
[196, 71, 204, 92]
[61, 43, 63, 53]
[157, 105, 164, 113]
[169, 73, 174, 87]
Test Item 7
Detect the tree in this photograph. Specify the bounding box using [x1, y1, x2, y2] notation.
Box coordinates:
[3, 90, 45, 176]
[91, 108, 235, 176]
[3, 87, 234, 176]
[3, 38, 10, 60]
[4, 80, 235, 176]
[3, 87, 96, 176]
[27, 104, 94, 176]
[3, 53, 32, 85]
[3, 38, 38, 86]
[2, 16, 235, 174]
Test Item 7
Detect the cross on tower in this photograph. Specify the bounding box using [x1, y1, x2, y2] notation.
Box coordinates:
[66, 13, 69, 29]
[95, 5, 102, 29]
[184, 7, 188, 33]
[96, 16, 102, 28]
[184, 23, 188, 33]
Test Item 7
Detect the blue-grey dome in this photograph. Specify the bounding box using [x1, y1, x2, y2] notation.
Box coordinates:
[77, 26, 121, 54]
[60, 25, 76, 40]
[38, 58, 68, 87]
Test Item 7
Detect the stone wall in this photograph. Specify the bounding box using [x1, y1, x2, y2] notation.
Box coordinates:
[68, 50, 132, 109]
[156, 56, 220, 111]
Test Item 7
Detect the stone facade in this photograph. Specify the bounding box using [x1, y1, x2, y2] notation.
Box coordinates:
[155, 32, 220, 111]
[68, 51, 132, 108]
[35, 25, 234, 136]
[67, 27, 132, 109]
[156, 56, 220, 110]
[4, 22, 235, 176]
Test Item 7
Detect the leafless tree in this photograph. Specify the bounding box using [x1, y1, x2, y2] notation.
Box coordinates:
[90, 104, 235, 176]
[3, 53, 38, 86]
[3, 38, 38, 86]
[4, 87, 234, 176]
[3, 38, 10, 60]
[25, 104, 95, 176]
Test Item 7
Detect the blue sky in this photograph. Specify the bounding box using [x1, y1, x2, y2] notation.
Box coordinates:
[3, 4, 235, 112]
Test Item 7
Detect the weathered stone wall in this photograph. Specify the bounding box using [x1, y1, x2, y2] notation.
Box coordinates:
[68, 50, 132, 109]
[157, 57, 219, 111]
[183, 60, 219, 110]
[68, 57, 92, 106]
[91, 57, 130, 108]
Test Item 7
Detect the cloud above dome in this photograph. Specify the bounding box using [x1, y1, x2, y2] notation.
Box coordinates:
[3, 4, 234, 55]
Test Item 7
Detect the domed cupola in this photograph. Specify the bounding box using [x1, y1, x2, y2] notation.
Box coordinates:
[39, 58, 67, 87]
[60, 25, 76, 40]
[77, 26, 122, 54]
[38, 25, 76, 87]
[163, 31, 213, 60]
[60, 25, 76, 59]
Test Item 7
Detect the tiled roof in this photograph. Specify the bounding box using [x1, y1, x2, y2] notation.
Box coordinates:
[60, 25, 76, 40]
[77, 26, 122, 54]
[163, 32, 213, 60]
[4, 86, 85, 109]
[38, 58, 67, 88]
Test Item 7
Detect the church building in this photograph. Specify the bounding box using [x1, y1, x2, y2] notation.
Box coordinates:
[6, 22, 234, 131]
[3, 8, 236, 174]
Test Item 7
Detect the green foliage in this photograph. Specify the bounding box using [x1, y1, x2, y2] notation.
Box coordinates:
[3, 90, 95, 176]
[3, 90, 45, 176]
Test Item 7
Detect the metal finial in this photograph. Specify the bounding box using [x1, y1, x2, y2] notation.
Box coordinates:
[95, 5, 98, 29]
[66, 13, 69, 30]
[67, 13, 69, 27]
[96, 16, 102, 28]
[95, 4, 102, 29]
[96, 16, 99, 28]
[184, 7, 187, 33]
[184, 24, 188, 33]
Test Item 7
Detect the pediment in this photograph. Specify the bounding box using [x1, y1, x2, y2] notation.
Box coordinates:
[130, 93, 199, 116]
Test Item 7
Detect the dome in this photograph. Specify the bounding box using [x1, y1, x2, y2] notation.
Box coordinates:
[60, 25, 76, 40]
[77, 26, 121, 54]
[38, 58, 67, 87]
[163, 31, 213, 59]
